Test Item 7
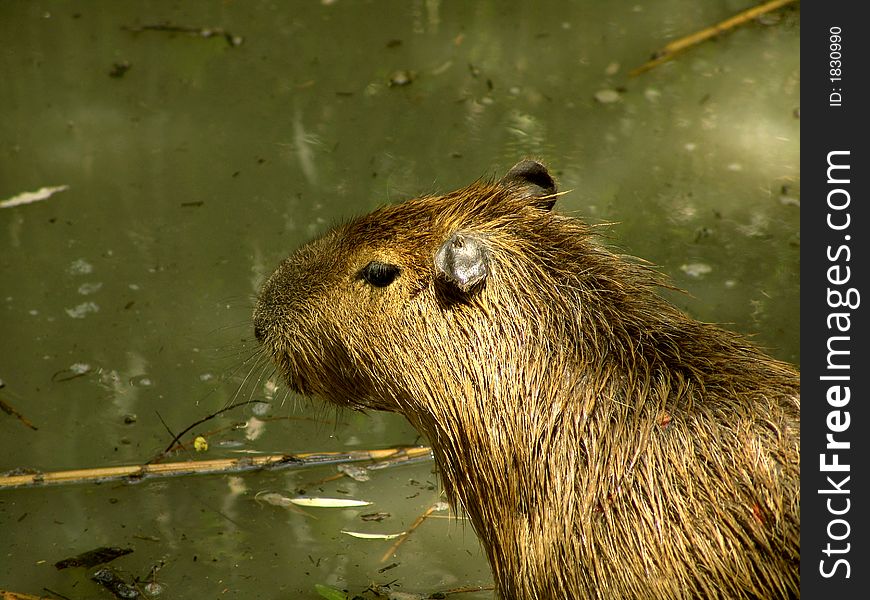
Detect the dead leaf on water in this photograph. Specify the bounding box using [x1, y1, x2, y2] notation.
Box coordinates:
[341, 530, 406, 540]
[289, 497, 372, 508]
[0, 185, 69, 209]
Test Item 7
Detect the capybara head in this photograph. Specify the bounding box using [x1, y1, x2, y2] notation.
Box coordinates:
[254, 161, 578, 411]
[254, 160, 800, 599]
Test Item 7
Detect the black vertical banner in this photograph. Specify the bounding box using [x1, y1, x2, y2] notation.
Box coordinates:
[801, 1, 868, 598]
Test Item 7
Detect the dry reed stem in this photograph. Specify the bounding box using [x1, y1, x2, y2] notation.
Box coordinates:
[0, 446, 432, 490]
[630, 0, 798, 76]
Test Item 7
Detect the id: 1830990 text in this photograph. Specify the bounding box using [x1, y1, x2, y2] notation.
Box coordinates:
[829, 26, 843, 107]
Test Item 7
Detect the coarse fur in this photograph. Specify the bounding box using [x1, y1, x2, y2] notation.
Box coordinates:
[253, 161, 800, 600]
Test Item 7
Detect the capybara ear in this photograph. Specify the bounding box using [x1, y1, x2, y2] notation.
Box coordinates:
[499, 159, 558, 210]
[434, 232, 489, 293]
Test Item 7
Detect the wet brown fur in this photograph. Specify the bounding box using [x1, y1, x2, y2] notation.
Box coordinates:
[254, 163, 800, 599]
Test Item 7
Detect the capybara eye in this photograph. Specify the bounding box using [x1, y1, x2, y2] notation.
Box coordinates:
[359, 261, 400, 287]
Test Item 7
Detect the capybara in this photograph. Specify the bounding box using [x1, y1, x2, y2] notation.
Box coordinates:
[253, 160, 800, 599]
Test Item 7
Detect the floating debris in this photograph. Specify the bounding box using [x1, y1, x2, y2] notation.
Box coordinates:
[0, 394, 38, 430]
[341, 530, 405, 540]
[77, 282, 103, 295]
[55, 546, 133, 570]
[388, 70, 416, 87]
[91, 567, 139, 599]
[251, 400, 271, 416]
[680, 263, 713, 278]
[289, 497, 372, 508]
[67, 258, 94, 276]
[256, 491, 295, 507]
[337, 463, 370, 482]
[122, 23, 243, 47]
[64, 302, 95, 319]
[129, 374, 153, 387]
[143, 581, 165, 596]
[52, 363, 92, 382]
[644, 88, 662, 102]
[594, 89, 621, 104]
[360, 511, 391, 522]
[0, 185, 69, 209]
[314, 584, 348, 600]
[109, 61, 132, 78]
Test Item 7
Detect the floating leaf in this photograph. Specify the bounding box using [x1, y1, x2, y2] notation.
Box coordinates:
[341, 530, 406, 540]
[314, 583, 348, 600]
[289, 497, 372, 508]
[55, 546, 133, 570]
[0, 185, 69, 209]
[194, 436, 208, 452]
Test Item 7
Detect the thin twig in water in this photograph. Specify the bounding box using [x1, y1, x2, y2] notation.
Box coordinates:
[121, 23, 243, 47]
[0, 447, 432, 490]
[0, 395, 38, 430]
[156, 400, 269, 459]
[630, 0, 798, 76]
[381, 502, 441, 562]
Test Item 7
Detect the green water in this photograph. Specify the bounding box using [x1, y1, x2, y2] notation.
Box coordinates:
[1, 1, 799, 598]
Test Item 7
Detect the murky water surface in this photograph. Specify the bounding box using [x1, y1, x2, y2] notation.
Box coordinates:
[1, 1, 798, 598]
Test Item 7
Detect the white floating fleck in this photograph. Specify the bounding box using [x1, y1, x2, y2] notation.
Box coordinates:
[263, 379, 279, 400]
[251, 401, 271, 416]
[604, 62, 620, 76]
[244, 416, 265, 441]
[727, 163, 743, 172]
[68, 259, 94, 276]
[77, 282, 103, 295]
[644, 88, 661, 102]
[594, 89, 621, 104]
[680, 263, 713, 278]
[289, 497, 372, 508]
[0, 185, 69, 209]
[65, 302, 99, 318]
[684, 142, 697, 152]
[69, 363, 91, 375]
[130, 374, 153, 387]
[341, 530, 406, 540]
